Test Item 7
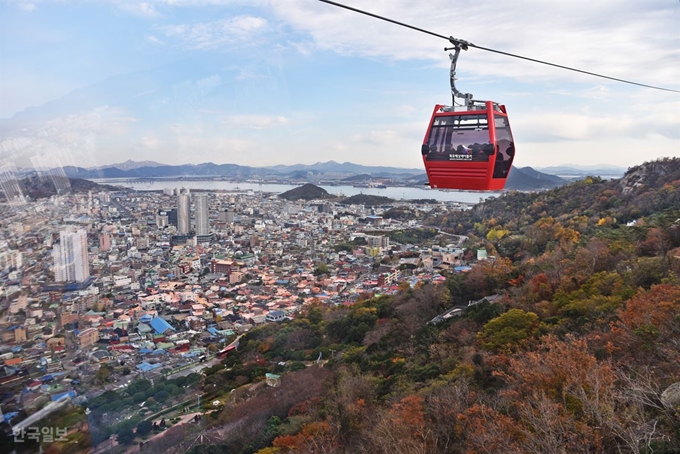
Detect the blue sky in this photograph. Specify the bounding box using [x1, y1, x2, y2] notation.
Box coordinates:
[1, 0, 678, 171]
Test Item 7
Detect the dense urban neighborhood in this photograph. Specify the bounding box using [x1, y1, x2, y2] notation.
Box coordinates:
[0, 182, 482, 451]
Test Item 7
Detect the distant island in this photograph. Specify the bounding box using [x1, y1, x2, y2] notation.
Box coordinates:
[278, 184, 334, 201]
[339, 194, 395, 206]
[278, 186, 398, 206]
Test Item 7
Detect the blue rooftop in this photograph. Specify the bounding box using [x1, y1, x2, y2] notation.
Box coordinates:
[149, 317, 175, 334]
[136, 362, 162, 372]
[3, 412, 18, 423]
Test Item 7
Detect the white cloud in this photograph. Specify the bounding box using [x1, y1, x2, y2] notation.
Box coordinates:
[134, 88, 157, 97]
[548, 85, 611, 101]
[171, 75, 221, 102]
[512, 98, 680, 143]
[0, 107, 137, 169]
[138, 2, 157, 16]
[113, 1, 159, 17]
[393, 105, 416, 118]
[158, 15, 268, 49]
[353, 129, 401, 146]
[351, 120, 424, 146]
[515, 136, 678, 170]
[166, 123, 254, 162]
[513, 113, 634, 142]
[141, 135, 161, 149]
[18, 2, 37, 12]
[145, 35, 165, 45]
[222, 114, 289, 129]
[288, 40, 314, 56]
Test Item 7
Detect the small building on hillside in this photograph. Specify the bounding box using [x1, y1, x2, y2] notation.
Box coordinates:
[265, 310, 286, 322]
[265, 373, 280, 387]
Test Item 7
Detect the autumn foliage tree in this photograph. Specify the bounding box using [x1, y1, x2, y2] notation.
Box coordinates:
[610, 284, 680, 372]
[478, 309, 540, 352]
[494, 336, 615, 453]
[272, 421, 338, 453]
[365, 395, 435, 454]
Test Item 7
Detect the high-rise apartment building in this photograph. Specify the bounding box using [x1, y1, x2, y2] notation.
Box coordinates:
[195, 194, 209, 235]
[219, 210, 235, 223]
[54, 228, 89, 282]
[177, 191, 190, 234]
[99, 232, 111, 252]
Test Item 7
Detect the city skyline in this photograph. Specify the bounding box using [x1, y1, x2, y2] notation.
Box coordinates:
[0, 1, 678, 173]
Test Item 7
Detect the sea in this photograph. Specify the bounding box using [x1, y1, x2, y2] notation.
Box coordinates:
[94, 179, 503, 205]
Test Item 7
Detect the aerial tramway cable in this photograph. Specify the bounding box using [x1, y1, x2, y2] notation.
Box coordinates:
[317, 0, 680, 94]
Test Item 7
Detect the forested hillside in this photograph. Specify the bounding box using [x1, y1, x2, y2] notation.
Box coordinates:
[143, 158, 680, 454]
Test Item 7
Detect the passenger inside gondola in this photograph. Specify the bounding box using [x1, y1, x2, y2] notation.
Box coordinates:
[492, 116, 514, 178]
[425, 115, 492, 162]
[493, 142, 514, 178]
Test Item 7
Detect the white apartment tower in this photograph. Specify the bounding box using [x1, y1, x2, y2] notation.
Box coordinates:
[177, 191, 191, 234]
[54, 228, 89, 282]
[195, 194, 210, 235]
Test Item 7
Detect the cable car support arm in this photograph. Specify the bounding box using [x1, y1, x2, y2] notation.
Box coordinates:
[445, 39, 473, 109]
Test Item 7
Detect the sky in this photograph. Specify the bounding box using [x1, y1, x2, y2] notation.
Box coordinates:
[0, 0, 678, 172]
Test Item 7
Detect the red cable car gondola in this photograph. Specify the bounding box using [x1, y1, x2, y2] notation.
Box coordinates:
[422, 42, 515, 191]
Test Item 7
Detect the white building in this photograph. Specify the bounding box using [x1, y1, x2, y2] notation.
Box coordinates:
[53, 228, 89, 282]
[195, 194, 209, 235]
[178, 192, 191, 234]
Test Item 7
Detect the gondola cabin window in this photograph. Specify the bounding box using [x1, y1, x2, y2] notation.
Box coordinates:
[492, 116, 515, 179]
[425, 115, 491, 162]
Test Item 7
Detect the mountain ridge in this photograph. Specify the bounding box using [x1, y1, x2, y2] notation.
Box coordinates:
[46, 160, 569, 191]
